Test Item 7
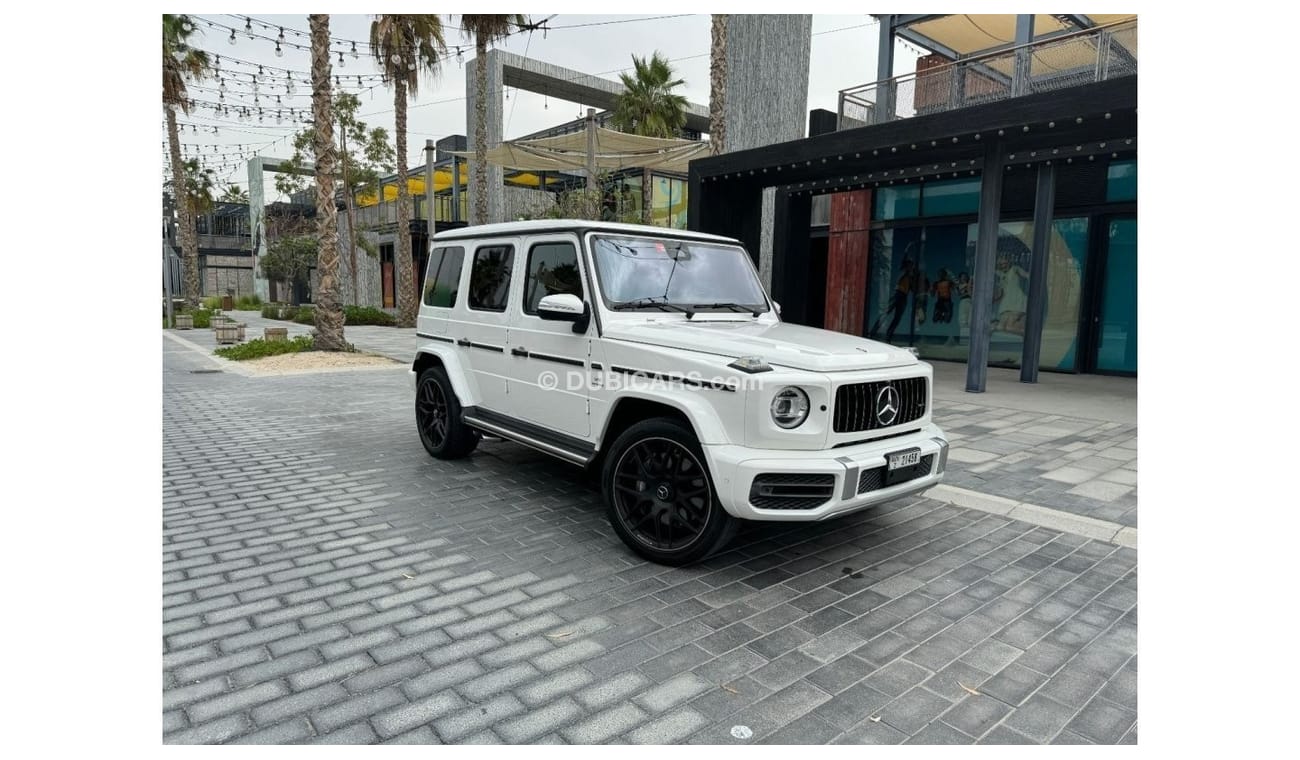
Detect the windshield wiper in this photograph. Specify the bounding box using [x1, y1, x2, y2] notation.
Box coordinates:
[611, 297, 691, 313]
[690, 302, 764, 317]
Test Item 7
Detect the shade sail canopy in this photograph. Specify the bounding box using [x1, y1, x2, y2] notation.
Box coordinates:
[907, 14, 1137, 58]
[354, 163, 562, 207]
[450, 127, 709, 174]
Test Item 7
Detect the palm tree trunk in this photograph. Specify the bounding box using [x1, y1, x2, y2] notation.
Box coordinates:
[166, 106, 201, 309]
[472, 35, 489, 226]
[340, 122, 360, 307]
[709, 14, 728, 156]
[642, 166, 653, 225]
[309, 14, 347, 351]
[394, 79, 417, 328]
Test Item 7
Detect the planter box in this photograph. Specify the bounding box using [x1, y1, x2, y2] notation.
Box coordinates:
[214, 323, 241, 344]
[264, 327, 289, 342]
[236, 323, 247, 341]
[174, 314, 193, 330]
[211, 315, 231, 328]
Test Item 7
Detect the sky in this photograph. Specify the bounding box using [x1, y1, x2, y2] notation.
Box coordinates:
[164, 13, 925, 202]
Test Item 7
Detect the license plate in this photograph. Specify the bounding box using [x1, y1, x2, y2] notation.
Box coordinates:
[887, 448, 921, 470]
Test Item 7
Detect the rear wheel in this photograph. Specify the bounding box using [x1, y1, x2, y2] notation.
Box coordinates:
[416, 366, 479, 459]
[602, 418, 736, 566]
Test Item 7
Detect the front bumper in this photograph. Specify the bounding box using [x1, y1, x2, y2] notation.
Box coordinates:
[703, 423, 947, 521]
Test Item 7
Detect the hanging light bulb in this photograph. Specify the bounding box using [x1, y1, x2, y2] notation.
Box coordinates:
[251, 76, 258, 93]
[408, 58, 416, 71]
[391, 52, 402, 66]
[277, 27, 285, 42]
[219, 91, 225, 102]
[213, 126, 220, 135]
[275, 42, 283, 57]
[276, 110, 283, 124]
[350, 41, 358, 59]
[218, 77, 226, 92]
[356, 75, 362, 87]
[338, 50, 346, 68]
[245, 17, 254, 40]
[276, 95, 281, 105]
[456, 47, 464, 65]
[253, 93, 259, 105]
[258, 108, 264, 123]
[257, 65, 264, 76]
[228, 29, 236, 45]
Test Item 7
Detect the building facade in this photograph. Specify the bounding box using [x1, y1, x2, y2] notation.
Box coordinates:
[689, 14, 1137, 387]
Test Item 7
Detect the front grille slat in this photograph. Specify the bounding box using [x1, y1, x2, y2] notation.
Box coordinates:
[832, 377, 928, 434]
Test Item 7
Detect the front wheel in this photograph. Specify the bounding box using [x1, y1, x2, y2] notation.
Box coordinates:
[415, 366, 479, 459]
[601, 418, 737, 566]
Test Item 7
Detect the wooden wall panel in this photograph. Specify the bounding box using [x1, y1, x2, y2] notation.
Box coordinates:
[825, 189, 872, 334]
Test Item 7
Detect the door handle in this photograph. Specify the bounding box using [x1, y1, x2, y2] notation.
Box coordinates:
[510, 346, 528, 358]
[456, 338, 471, 347]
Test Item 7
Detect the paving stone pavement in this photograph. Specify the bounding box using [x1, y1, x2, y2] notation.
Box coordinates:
[162, 335, 1137, 745]
[191, 312, 1138, 529]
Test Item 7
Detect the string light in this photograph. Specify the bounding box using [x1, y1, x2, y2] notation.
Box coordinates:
[228, 29, 236, 45]
[275, 42, 282, 57]
[244, 17, 253, 40]
[277, 27, 285, 42]
[338, 50, 346, 68]
[350, 41, 358, 59]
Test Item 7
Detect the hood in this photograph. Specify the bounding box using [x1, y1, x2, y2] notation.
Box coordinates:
[603, 318, 919, 372]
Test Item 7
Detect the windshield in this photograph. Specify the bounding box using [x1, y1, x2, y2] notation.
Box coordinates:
[590, 235, 769, 313]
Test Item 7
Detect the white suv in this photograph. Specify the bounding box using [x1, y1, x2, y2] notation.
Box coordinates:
[412, 220, 947, 565]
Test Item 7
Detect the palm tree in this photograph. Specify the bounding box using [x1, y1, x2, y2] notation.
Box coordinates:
[219, 185, 249, 204]
[610, 52, 689, 225]
[370, 15, 446, 329]
[182, 159, 216, 217]
[309, 14, 346, 351]
[162, 14, 210, 308]
[460, 15, 526, 225]
[709, 15, 728, 156]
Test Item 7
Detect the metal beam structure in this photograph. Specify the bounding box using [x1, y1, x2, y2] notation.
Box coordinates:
[1021, 162, 1056, 382]
[247, 156, 315, 301]
[1012, 14, 1035, 97]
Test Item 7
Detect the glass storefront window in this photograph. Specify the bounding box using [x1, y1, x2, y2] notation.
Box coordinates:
[651, 175, 688, 229]
[1041, 218, 1089, 371]
[922, 177, 980, 216]
[1106, 160, 1136, 202]
[1096, 218, 1137, 373]
[873, 186, 921, 220]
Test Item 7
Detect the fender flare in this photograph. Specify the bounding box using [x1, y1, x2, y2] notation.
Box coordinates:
[412, 344, 478, 408]
[599, 388, 732, 447]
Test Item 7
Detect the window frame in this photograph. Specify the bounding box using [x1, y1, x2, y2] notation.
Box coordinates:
[422, 244, 465, 308]
[466, 242, 517, 313]
[520, 238, 584, 316]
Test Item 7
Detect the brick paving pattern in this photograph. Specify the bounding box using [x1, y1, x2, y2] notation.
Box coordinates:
[162, 333, 1137, 744]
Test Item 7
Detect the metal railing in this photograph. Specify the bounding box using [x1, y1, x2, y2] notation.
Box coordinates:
[838, 20, 1136, 129]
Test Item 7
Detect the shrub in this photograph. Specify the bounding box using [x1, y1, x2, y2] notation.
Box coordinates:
[343, 305, 396, 326]
[292, 306, 315, 324]
[190, 309, 213, 328]
[215, 335, 314, 361]
[235, 294, 263, 310]
[202, 296, 223, 310]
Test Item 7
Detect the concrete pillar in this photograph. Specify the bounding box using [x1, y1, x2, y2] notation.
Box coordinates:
[1020, 163, 1056, 383]
[965, 142, 1005, 393]
[423, 139, 436, 230]
[248, 158, 269, 300]
[758, 186, 776, 291]
[724, 15, 813, 150]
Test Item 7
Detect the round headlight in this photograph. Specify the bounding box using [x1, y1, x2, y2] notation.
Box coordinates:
[770, 386, 810, 429]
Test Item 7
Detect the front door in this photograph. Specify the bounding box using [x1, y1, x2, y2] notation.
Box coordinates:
[506, 235, 591, 438]
[381, 243, 395, 308]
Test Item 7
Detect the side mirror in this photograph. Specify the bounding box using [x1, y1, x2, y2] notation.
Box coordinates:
[537, 293, 590, 333]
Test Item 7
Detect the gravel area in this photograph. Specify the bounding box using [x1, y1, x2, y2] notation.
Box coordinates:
[237, 350, 401, 376]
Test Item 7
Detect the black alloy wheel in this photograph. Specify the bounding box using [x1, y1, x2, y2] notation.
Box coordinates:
[602, 418, 736, 565]
[415, 366, 479, 459]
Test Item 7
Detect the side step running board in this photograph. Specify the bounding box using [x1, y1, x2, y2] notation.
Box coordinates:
[462, 414, 593, 466]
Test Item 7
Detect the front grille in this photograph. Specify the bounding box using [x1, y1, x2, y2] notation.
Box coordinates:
[749, 473, 835, 510]
[858, 454, 935, 493]
[833, 376, 928, 433]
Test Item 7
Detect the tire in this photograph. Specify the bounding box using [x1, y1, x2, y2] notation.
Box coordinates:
[602, 417, 737, 566]
[415, 366, 479, 459]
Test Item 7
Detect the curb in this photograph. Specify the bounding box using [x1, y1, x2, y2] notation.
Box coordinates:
[922, 483, 1136, 548]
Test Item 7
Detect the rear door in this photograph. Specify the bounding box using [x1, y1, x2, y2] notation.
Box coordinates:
[506, 234, 591, 438]
[457, 237, 519, 413]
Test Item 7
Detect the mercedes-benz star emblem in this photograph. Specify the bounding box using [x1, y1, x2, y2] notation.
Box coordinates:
[655, 484, 672, 501]
[875, 385, 900, 426]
